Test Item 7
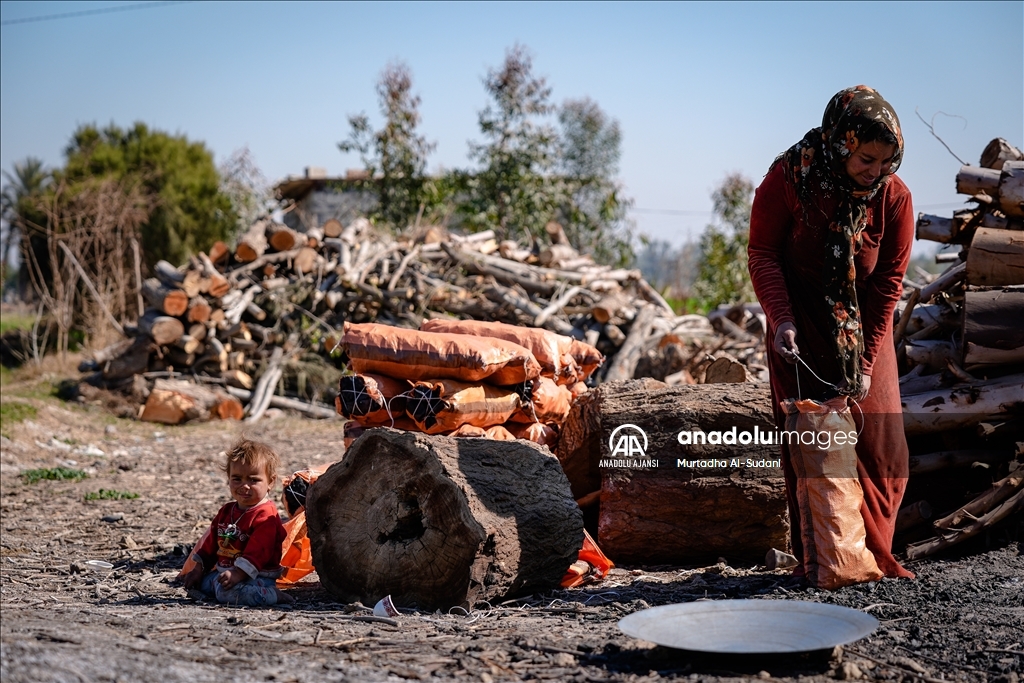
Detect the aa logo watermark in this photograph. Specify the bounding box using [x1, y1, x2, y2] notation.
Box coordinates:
[608, 424, 648, 459]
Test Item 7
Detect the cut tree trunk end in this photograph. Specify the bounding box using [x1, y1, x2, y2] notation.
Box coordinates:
[557, 379, 788, 564]
[305, 428, 582, 611]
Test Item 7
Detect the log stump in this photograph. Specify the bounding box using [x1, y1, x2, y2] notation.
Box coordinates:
[558, 380, 789, 565]
[305, 428, 583, 611]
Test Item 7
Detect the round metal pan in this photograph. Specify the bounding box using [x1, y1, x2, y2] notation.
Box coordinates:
[618, 599, 878, 654]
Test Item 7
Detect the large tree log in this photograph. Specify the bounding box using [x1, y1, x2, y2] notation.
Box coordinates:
[962, 288, 1024, 365]
[141, 278, 188, 317]
[139, 378, 243, 424]
[558, 380, 788, 564]
[966, 228, 1024, 286]
[235, 220, 269, 262]
[305, 429, 582, 611]
[901, 373, 1024, 436]
[137, 311, 185, 346]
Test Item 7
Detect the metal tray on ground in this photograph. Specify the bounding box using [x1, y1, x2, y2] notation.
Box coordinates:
[618, 599, 878, 654]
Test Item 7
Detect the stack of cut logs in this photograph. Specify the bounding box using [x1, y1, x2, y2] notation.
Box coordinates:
[81, 216, 768, 425]
[898, 137, 1024, 558]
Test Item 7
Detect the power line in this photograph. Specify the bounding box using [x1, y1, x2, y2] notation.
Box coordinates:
[1, 1, 191, 27]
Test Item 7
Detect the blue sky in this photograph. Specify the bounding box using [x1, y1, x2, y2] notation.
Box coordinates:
[2, 1, 1021, 252]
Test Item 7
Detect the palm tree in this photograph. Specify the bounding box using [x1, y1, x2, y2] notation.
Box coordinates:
[1, 157, 50, 279]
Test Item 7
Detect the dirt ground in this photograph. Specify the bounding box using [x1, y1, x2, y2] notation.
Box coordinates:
[1, 371, 1022, 683]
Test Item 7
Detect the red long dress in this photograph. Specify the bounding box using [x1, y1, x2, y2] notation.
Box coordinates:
[748, 161, 916, 579]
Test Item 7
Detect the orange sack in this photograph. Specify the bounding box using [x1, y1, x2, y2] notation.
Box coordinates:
[421, 318, 580, 385]
[407, 378, 522, 434]
[344, 322, 541, 386]
[781, 397, 883, 590]
[511, 375, 573, 424]
[483, 424, 516, 440]
[569, 338, 604, 381]
[278, 465, 332, 585]
[561, 529, 614, 588]
[335, 372, 410, 426]
[506, 421, 559, 449]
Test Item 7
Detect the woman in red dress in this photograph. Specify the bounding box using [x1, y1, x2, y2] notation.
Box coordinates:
[748, 86, 915, 579]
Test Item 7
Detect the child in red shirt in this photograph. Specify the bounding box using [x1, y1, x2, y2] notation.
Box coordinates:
[182, 438, 290, 606]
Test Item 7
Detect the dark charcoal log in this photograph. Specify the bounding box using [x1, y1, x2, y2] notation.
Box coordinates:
[306, 428, 582, 611]
[558, 379, 787, 564]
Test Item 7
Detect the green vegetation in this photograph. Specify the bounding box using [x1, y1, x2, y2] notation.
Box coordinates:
[61, 123, 236, 268]
[84, 489, 139, 501]
[692, 174, 756, 312]
[341, 45, 633, 265]
[0, 401, 37, 437]
[0, 312, 36, 334]
[20, 466, 87, 484]
[340, 61, 437, 230]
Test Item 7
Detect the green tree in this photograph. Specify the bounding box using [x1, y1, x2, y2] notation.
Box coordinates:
[1, 157, 50, 278]
[462, 45, 562, 243]
[61, 122, 235, 266]
[692, 173, 755, 311]
[557, 98, 633, 265]
[339, 62, 436, 230]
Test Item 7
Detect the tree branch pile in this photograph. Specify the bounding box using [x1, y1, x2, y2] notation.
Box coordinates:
[896, 137, 1024, 558]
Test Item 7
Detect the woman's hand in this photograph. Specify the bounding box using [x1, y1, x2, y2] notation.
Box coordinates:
[773, 322, 799, 363]
[217, 567, 247, 589]
[852, 375, 871, 402]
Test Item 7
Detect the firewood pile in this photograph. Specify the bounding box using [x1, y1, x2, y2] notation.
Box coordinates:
[78, 216, 768, 428]
[898, 137, 1024, 558]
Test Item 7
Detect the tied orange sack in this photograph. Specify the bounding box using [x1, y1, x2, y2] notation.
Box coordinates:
[406, 378, 522, 434]
[781, 397, 883, 590]
[506, 422, 559, 449]
[343, 322, 541, 386]
[569, 338, 604, 381]
[278, 465, 332, 586]
[420, 318, 581, 386]
[511, 376, 573, 424]
[561, 529, 614, 588]
[335, 373, 410, 426]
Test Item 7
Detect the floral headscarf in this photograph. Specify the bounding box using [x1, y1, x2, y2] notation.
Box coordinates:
[776, 86, 903, 396]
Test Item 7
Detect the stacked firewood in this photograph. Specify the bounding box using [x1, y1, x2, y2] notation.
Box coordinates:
[82, 216, 769, 425]
[896, 137, 1024, 557]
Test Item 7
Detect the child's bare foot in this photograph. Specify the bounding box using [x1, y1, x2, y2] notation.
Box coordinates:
[274, 588, 295, 605]
[185, 588, 206, 601]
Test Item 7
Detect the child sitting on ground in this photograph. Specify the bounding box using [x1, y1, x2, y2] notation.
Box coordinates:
[181, 438, 291, 606]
